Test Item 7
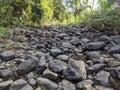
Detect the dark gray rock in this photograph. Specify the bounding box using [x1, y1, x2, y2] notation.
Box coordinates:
[86, 51, 101, 59]
[19, 85, 33, 90]
[107, 46, 120, 54]
[50, 49, 63, 57]
[49, 59, 67, 73]
[85, 42, 105, 50]
[43, 68, 58, 81]
[70, 37, 81, 46]
[95, 71, 110, 87]
[17, 59, 38, 75]
[63, 60, 86, 81]
[0, 80, 13, 90]
[10, 79, 33, 90]
[37, 77, 58, 90]
[9, 79, 27, 90]
[98, 35, 111, 44]
[88, 63, 106, 74]
[76, 79, 94, 89]
[0, 69, 12, 79]
[111, 35, 120, 44]
[0, 51, 15, 61]
[35, 56, 47, 74]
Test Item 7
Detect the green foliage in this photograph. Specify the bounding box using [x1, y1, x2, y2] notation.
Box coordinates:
[0, 27, 10, 37]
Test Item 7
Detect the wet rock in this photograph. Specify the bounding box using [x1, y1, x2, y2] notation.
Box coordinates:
[17, 59, 38, 75]
[85, 42, 105, 50]
[0, 51, 15, 61]
[37, 77, 58, 90]
[63, 60, 86, 81]
[50, 48, 63, 57]
[49, 59, 67, 73]
[0, 80, 13, 90]
[95, 71, 110, 87]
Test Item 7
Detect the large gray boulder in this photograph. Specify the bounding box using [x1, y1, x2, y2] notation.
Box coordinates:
[62, 60, 86, 81]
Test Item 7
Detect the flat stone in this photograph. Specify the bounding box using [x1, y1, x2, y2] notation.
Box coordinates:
[37, 77, 58, 90]
[85, 42, 105, 50]
[95, 85, 113, 90]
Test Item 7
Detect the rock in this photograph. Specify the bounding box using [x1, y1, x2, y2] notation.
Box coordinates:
[86, 51, 101, 59]
[0, 80, 13, 90]
[17, 59, 38, 75]
[85, 42, 105, 50]
[19, 85, 33, 90]
[50, 48, 63, 57]
[63, 60, 86, 81]
[95, 71, 110, 87]
[35, 56, 47, 74]
[43, 68, 58, 81]
[108, 60, 120, 67]
[88, 63, 106, 74]
[28, 78, 36, 86]
[58, 79, 76, 90]
[109, 67, 120, 79]
[37, 77, 58, 90]
[70, 37, 81, 46]
[49, 59, 67, 73]
[111, 35, 120, 44]
[98, 35, 111, 44]
[61, 42, 74, 49]
[76, 79, 94, 89]
[0, 69, 12, 79]
[14, 58, 25, 64]
[9, 79, 27, 90]
[0, 51, 15, 61]
[107, 46, 120, 54]
[95, 85, 113, 90]
[57, 55, 69, 62]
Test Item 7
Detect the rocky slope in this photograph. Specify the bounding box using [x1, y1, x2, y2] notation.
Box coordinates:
[0, 25, 120, 90]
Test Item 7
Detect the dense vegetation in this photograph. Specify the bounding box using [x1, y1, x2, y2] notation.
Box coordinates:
[0, 0, 120, 30]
